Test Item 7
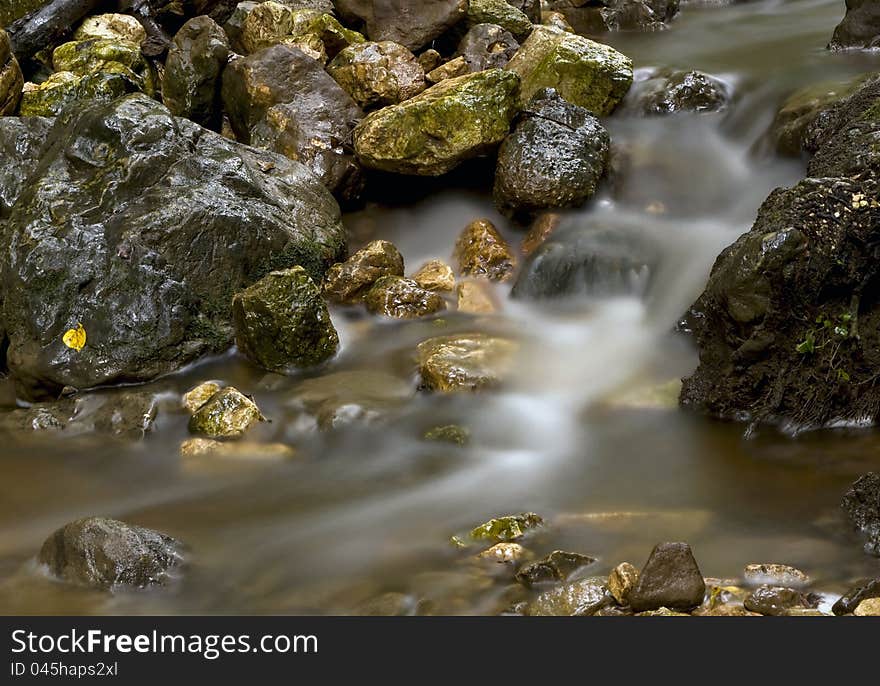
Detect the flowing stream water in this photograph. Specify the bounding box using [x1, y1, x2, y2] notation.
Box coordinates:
[2, 0, 880, 614]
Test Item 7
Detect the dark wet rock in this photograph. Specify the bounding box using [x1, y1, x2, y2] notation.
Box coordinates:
[222, 44, 364, 200]
[0, 29, 23, 116]
[454, 219, 517, 282]
[289, 369, 411, 429]
[743, 585, 817, 616]
[19, 71, 136, 117]
[829, 0, 880, 50]
[38, 517, 183, 590]
[512, 222, 658, 300]
[466, 0, 533, 39]
[526, 576, 609, 616]
[458, 512, 544, 545]
[1, 94, 345, 400]
[334, 0, 469, 51]
[232, 267, 339, 372]
[624, 68, 730, 115]
[505, 25, 632, 115]
[0, 116, 51, 213]
[628, 542, 706, 612]
[494, 88, 609, 220]
[323, 240, 405, 304]
[162, 16, 231, 130]
[5, 0, 106, 64]
[188, 387, 263, 438]
[426, 55, 469, 83]
[768, 74, 875, 156]
[363, 275, 447, 319]
[841, 472, 880, 556]
[545, 0, 679, 34]
[423, 423, 471, 445]
[418, 333, 519, 392]
[353, 68, 520, 176]
[607, 562, 639, 605]
[327, 41, 426, 108]
[457, 23, 519, 72]
[515, 550, 596, 587]
[833, 577, 880, 615]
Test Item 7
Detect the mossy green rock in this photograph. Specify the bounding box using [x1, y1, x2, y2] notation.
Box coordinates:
[468, 0, 533, 38]
[468, 512, 544, 543]
[0, 29, 23, 116]
[0, 95, 345, 400]
[232, 267, 339, 372]
[52, 38, 157, 96]
[327, 41, 426, 108]
[505, 25, 632, 115]
[188, 387, 263, 438]
[241, 3, 364, 60]
[423, 424, 470, 445]
[353, 69, 520, 175]
[19, 71, 134, 117]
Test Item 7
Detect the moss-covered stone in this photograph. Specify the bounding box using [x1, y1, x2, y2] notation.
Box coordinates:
[364, 276, 447, 319]
[463, 512, 544, 545]
[423, 423, 470, 445]
[468, 0, 533, 38]
[505, 25, 632, 115]
[19, 71, 134, 116]
[0, 29, 23, 115]
[412, 259, 455, 292]
[323, 240, 405, 304]
[241, 3, 364, 60]
[328, 41, 426, 108]
[232, 267, 339, 372]
[418, 333, 519, 392]
[353, 69, 520, 175]
[52, 38, 157, 96]
[162, 16, 231, 129]
[453, 219, 516, 282]
[188, 387, 263, 439]
[74, 14, 147, 44]
[38, 517, 183, 590]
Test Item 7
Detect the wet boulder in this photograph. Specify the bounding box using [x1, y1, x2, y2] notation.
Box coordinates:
[743, 585, 817, 616]
[623, 68, 730, 115]
[466, 0, 533, 39]
[74, 13, 147, 43]
[38, 517, 183, 590]
[323, 239, 405, 303]
[527, 576, 609, 616]
[353, 68, 520, 175]
[189, 387, 263, 438]
[454, 219, 517, 281]
[183, 381, 223, 414]
[418, 333, 519, 391]
[19, 71, 136, 116]
[232, 267, 339, 372]
[494, 88, 610, 219]
[829, 0, 880, 50]
[627, 542, 706, 612]
[240, 3, 364, 60]
[833, 577, 880, 615]
[222, 44, 364, 200]
[327, 41, 426, 108]
[841, 472, 880, 556]
[162, 16, 231, 130]
[505, 25, 633, 115]
[363, 276, 447, 318]
[52, 37, 157, 96]
[0, 29, 23, 115]
[412, 259, 455, 291]
[544, 0, 679, 34]
[512, 222, 659, 300]
[333, 0, 469, 51]
[768, 74, 874, 156]
[457, 512, 544, 545]
[0, 94, 345, 400]
[457, 23, 520, 72]
[0, 116, 52, 213]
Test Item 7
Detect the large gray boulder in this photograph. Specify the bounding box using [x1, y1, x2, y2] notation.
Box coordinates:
[829, 0, 880, 49]
[0, 94, 346, 400]
[333, 0, 469, 51]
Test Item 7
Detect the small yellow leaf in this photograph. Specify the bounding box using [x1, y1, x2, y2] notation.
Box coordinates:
[62, 323, 86, 352]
